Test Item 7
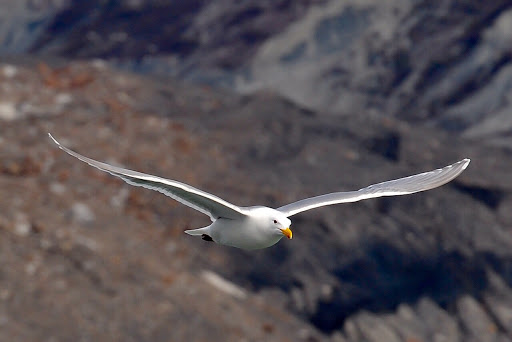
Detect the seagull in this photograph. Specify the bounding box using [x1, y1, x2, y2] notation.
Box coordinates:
[49, 133, 470, 250]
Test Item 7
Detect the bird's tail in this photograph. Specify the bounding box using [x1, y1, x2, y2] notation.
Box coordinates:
[184, 226, 211, 236]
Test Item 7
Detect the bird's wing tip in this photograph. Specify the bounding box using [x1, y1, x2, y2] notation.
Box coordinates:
[460, 158, 470, 170]
[48, 133, 59, 145]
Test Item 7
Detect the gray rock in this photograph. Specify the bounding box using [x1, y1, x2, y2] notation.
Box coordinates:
[457, 295, 497, 342]
[70, 202, 96, 225]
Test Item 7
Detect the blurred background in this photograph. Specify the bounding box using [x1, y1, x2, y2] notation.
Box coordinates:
[1, 1, 511, 341]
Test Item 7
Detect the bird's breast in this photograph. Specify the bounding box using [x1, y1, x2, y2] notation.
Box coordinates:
[209, 218, 282, 250]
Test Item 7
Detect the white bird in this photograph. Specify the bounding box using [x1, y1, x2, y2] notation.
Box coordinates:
[48, 133, 470, 250]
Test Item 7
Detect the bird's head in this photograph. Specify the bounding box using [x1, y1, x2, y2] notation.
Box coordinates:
[271, 216, 292, 239]
[246, 206, 293, 240]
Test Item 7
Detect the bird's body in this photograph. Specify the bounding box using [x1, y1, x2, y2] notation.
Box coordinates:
[49, 133, 470, 250]
[190, 207, 291, 250]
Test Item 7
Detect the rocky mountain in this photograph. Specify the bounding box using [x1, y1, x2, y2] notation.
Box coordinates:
[1, 1, 512, 341]
[4, 0, 512, 147]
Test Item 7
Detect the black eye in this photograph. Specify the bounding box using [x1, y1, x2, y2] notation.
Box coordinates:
[273, 219, 278, 224]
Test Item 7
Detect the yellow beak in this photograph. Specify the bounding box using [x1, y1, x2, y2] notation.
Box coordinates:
[281, 227, 293, 239]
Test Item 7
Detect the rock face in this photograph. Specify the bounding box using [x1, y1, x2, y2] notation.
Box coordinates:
[0, 1, 512, 341]
[240, 0, 512, 147]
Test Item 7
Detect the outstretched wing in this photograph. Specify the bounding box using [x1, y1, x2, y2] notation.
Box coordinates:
[49, 133, 247, 221]
[277, 159, 470, 217]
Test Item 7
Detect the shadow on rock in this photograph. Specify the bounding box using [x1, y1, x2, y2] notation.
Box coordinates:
[309, 242, 511, 333]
